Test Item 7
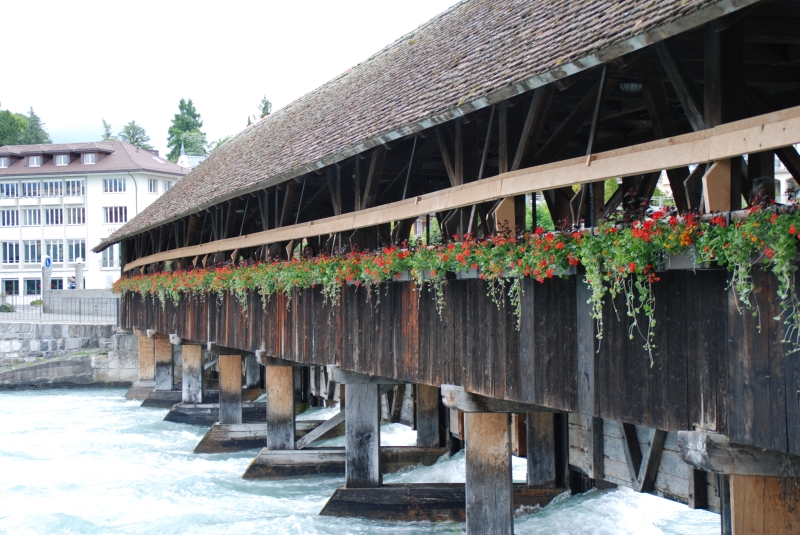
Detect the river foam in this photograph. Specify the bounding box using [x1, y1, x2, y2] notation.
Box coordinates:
[0, 389, 720, 534]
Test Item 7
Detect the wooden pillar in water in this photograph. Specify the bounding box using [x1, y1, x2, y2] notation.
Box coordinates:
[182, 345, 204, 404]
[219, 354, 242, 425]
[416, 384, 440, 448]
[527, 412, 556, 488]
[266, 365, 295, 450]
[154, 338, 173, 391]
[730, 476, 800, 535]
[465, 412, 513, 535]
[244, 353, 260, 389]
[345, 382, 380, 488]
[137, 334, 155, 382]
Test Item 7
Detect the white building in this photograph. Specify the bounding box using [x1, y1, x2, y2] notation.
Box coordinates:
[0, 141, 188, 295]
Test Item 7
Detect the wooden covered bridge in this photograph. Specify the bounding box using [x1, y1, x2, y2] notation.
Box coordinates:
[97, 0, 800, 533]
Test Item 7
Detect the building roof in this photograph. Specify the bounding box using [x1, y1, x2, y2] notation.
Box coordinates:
[98, 0, 752, 250]
[0, 141, 189, 178]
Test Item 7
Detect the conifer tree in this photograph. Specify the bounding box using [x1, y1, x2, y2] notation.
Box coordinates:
[18, 107, 51, 144]
[167, 98, 205, 161]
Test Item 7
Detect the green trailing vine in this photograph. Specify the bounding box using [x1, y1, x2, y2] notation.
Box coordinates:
[114, 206, 800, 357]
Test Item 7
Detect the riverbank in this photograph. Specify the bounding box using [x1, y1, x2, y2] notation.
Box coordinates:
[0, 388, 721, 534]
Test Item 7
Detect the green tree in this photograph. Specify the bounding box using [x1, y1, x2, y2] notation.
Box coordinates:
[0, 107, 28, 146]
[167, 98, 204, 161]
[101, 118, 117, 141]
[118, 120, 152, 150]
[207, 135, 231, 152]
[180, 130, 207, 156]
[18, 107, 51, 144]
[259, 96, 272, 118]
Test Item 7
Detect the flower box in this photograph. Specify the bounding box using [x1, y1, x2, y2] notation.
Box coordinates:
[456, 267, 480, 280]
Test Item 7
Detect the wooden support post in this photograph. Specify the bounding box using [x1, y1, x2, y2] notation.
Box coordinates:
[219, 354, 242, 425]
[465, 412, 513, 535]
[720, 474, 733, 535]
[345, 382, 381, 488]
[703, 160, 732, 213]
[266, 365, 295, 450]
[244, 353, 260, 389]
[730, 476, 800, 535]
[587, 416, 604, 481]
[137, 335, 155, 382]
[154, 338, 173, 391]
[182, 345, 204, 404]
[527, 412, 556, 488]
[416, 384, 440, 448]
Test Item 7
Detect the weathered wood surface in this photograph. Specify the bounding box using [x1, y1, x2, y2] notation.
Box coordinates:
[219, 354, 243, 425]
[730, 475, 800, 535]
[568, 413, 719, 511]
[346, 383, 381, 488]
[465, 412, 513, 535]
[679, 432, 800, 478]
[242, 446, 447, 480]
[141, 389, 181, 409]
[154, 338, 173, 391]
[319, 484, 564, 522]
[137, 335, 155, 382]
[416, 384, 441, 448]
[266, 365, 295, 450]
[163, 401, 264, 426]
[193, 421, 324, 454]
[122, 267, 800, 456]
[296, 411, 346, 450]
[527, 412, 556, 488]
[182, 345, 204, 404]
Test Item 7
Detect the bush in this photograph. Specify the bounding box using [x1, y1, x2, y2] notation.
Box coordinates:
[0, 303, 15, 313]
[29, 299, 42, 307]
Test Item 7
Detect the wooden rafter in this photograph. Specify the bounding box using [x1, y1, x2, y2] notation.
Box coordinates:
[655, 42, 705, 131]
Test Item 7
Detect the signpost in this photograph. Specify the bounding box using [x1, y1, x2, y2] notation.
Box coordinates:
[42, 255, 52, 313]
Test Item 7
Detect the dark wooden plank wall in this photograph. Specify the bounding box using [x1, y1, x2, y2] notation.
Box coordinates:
[120, 267, 800, 455]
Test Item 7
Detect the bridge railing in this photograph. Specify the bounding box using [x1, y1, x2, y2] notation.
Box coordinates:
[0, 293, 119, 325]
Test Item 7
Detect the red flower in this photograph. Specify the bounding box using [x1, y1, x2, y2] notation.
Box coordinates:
[628, 262, 636, 272]
[764, 247, 775, 259]
[790, 224, 797, 236]
[555, 242, 565, 250]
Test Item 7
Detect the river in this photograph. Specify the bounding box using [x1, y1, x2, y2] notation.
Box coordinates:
[0, 389, 721, 534]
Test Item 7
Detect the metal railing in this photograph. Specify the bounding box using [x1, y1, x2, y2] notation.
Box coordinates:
[0, 294, 119, 325]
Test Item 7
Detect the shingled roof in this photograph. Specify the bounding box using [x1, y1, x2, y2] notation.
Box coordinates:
[97, 0, 752, 251]
[0, 141, 188, 178]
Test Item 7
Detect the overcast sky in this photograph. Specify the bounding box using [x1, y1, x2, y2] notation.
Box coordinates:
[1, 0, 458, 156]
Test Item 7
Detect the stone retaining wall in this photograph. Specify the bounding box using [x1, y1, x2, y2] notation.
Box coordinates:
[0, 323, 115, 364]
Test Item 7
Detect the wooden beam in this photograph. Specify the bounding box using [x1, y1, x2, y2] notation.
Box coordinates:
[465, 412, 513, 535]
[416, 384, 440, 448]
[743, 85, 800, 182]
[703, 160, 732, 212]
[527, 412, 556, 488]
[436, 127, 459, 186]
[331, 366, 406, 385]
[266, 365, 295, 450]
[361, 147, 387, 210]
[208, 343, 246, 356]
[441, 385, 556, 414]
[678, 432, 800, 478]
[730, 475, 800, 534]
[587, 416, 604, 480]
[618, 422, 667, 493]
[327, 168, 342, 216]
[655, 42, 705, 131]
[122, 105, 800, 271]
[345, 383, 380, 488]
[511, 87, 551, 172]
[219, 354, 243, 425]
[154, 338, 173, 391]
[296, 410, 346, 450]
[182, 344, 204, 404]
[137, 334, 155, 382]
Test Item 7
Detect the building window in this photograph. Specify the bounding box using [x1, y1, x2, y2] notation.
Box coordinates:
[66, 207, 85, 225]
[42, 181, 62, 197]
[163, 181, 173, 192]
[1, 242, 19, 264]
[67, 239, 85, 262]
[101, 244, 120, 268]
[51, 278, 63, 290]
[22, 209, 40, 226]
[45, 240, 64, 263]
[1, 183, 18, 198]
[28, 156, 42, 167]
[44, 208, 63, 225]
[83, 153, 96, 164]
[55, 154, 70, 166]
[64, 179, 85, 196]
[2, 279, 19, 295]
[21, 182, 40, 197]
[103, 178, 126, 193]
[1, 210, 18, 227]
[23, 240, 41, 263]
[24, 279, 41, 295]
[0, 157, 9, 168]
[103, 206, 127, 223]
[148, 179, 158, 193]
